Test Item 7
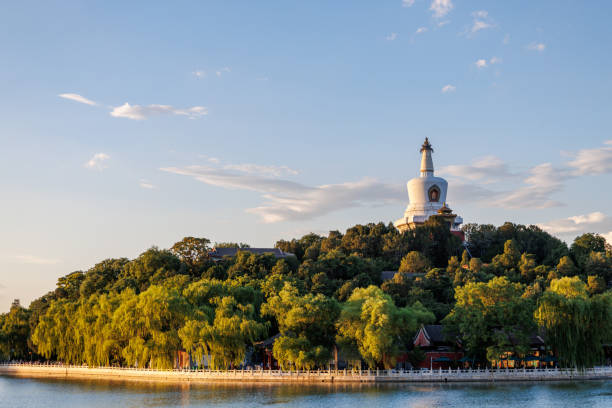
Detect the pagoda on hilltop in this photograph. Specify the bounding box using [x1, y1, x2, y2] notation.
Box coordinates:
[394, 138, 464, 239]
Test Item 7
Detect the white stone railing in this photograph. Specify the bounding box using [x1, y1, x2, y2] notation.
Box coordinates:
[1, 362, 611, 381]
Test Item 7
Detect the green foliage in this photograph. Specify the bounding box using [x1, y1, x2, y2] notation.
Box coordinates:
[0, 300, 31, 360]
[535, 278, 612, 369]
[262, 283, 340, 369]
[557, 256, 578, 277]
[336, 286, 434, 369]
[463, 223, 568, 265]
[171, 237, 212, 276]
[398, 251, 430, 274]
[570, 233, 607, 270]
[4, 221, 608, 371]
[443, 277, 536, 363]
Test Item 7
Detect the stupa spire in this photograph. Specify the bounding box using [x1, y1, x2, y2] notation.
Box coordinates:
[420, 137, 434, 176]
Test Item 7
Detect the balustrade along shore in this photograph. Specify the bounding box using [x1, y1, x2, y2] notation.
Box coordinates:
[1, 363, 611, 384]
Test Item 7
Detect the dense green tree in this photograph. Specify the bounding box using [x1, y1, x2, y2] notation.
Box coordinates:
[398, 251, 430, 275]
[171, 237, 212, 276]
[180, 295, 267, 369]
[570, 233, 607, 270]
[262, 283, 340, 369]
[80, 258, 129, 298]
[535, 277, 612, 369]
[443, 277, 536, 363]
[0, 300, 31, 360]
[336, 286, 434, 369]
[556, 256, 578, 277]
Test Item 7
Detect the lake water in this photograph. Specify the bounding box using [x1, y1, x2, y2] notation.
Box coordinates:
[1, 376, 611, 408]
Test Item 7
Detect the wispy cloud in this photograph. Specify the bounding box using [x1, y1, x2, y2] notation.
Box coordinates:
[402, 0, 415, 7]
[139, 180, 157, 189]
[110, 103, 207, 120]
[59, 92, 207, 121]
[503, 34, 510, 45]
[469, 10, 495, 34]
[538, 212, 612, 243]
[192, 70, 206, 78]
[439, 156, 518, 183]
[85, 153, 110, 170]
[443, 141, 612, 210]
[215, 67, 231, 77]
[222, 163, 298, 177]
[441, 84, 456, 93]
[415, 27, 428, 34]
[58, 93, 97, 106]
[386, 32, 398, 41]
[430, 0, 453, 18]
[567, 140, 612, 175]
[475, 57, 501, 69]
[527, 42, 546, 52]
[491, 163, 567, 209]
[161, 161, 403, 223]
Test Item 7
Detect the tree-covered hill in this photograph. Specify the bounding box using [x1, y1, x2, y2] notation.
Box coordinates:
[1, 219, 611, 369]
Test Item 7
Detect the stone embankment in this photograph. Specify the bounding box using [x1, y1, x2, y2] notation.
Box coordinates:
[1, 364, 611, 384]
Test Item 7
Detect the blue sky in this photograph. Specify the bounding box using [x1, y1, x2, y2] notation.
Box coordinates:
[1, 0, 611, 311]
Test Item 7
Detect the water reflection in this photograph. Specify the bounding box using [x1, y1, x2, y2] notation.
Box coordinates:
[0, 376, 610, 408]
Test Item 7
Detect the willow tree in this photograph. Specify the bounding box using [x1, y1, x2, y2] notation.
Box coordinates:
[261, 283, 340, 370]
[0, 300, 31, 360]
[76, 293, 123, 367]
[180, 295, 267, 369]
[336, 285, 434, 369]
[442, 276, 536, 363]
[535, 277, 612, 369]
[113, 285, 190, 369]
[32, 299, 82, 363]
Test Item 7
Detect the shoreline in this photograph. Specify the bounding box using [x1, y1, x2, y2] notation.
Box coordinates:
[1, 365, 611, 385]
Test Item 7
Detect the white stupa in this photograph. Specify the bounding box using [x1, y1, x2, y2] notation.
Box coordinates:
[394, 138, 463, 233]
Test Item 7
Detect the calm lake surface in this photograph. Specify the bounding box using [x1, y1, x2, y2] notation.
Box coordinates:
[1, 376, 611, 408]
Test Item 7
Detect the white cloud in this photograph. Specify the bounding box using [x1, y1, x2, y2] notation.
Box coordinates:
[491, 163, 567, 209]
[567, 140, 612, 175]
[58, 93, 97, 106]
[222, 163, 298, 177]
[110, 103, 208, 120]
[430, 0, 453, 18]
[192, 70, 206, 78]
[215, 67, 231, 77]
[538, 212, 612, 242]
[475, 57, 501, 69]
[386, 33, 398, 41]
[441, 84, 456, 93]
[527, 42, 546, 52]
[402, 0, 415, 7]
[503, 34, 510, 45]
[443, 141, 612, 210]
[160, 163, 403, 223]
[12, 255, 61, 265]
[85, 153, 110, 170]
[415, 27, 428, 34]
[439, 156, 517, 183]
[475, 59, 487, 68]
[139, 180, 157, 189]
[468, 10, 496, 35]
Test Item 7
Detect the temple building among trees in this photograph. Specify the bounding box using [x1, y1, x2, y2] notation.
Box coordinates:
[394, 138, 464, 239]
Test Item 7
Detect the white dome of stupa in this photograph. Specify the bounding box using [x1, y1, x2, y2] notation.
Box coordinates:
[394, 138, 463, 232]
